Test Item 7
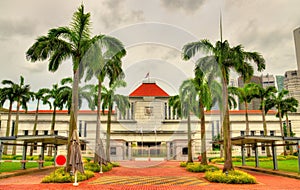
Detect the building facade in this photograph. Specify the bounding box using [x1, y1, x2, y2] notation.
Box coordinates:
[1, 81, 299, 161]
[284, 70, 300, 112]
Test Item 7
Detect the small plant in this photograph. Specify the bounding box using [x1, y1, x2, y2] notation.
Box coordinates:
[180, 162, 187, 167]
[186, 163, 219, 173]
[84, 162, 113, 172]
[42, 167, 94, 183]
[205, 170, 256, 184]
[111, 162, 120, 167]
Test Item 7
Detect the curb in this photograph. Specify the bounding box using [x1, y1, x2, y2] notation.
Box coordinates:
[0, 166, 55, 179]
[235, 165, 300, 180]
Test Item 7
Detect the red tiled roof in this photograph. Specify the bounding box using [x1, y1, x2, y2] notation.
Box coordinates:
[129, 82, 169, 97]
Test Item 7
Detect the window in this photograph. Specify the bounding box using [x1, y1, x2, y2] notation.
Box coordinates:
[35, 130, 39, 136]
[260, 131, 264, 136]
[79, 121, 82, 137]
[11, 121, 15, 136]
[54, 130, 58, 135]
[250, 131, 256, 136]
[24, 130, 29, 136]
[182, 147, 188, 155]
[270, 130, 275, 136]
[261, 143, 266, 153]
[84, 123, 87, 137]
[211, 122, 215, 139]
[44, 130, 48, 135]
[240, 131, 245, 136]
[33, 142, 38, 150]
[110, 147, 117, 155]
[216, 120, 220, 136]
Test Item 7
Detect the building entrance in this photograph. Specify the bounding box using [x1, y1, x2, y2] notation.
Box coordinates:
[132, 142, 166, 160]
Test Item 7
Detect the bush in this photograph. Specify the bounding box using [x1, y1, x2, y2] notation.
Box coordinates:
[211, 158, 224, 163]
[205, 170, 256, 184]
[111, 162, 120, 167]
[180, 162, 187, 167]
[84, 162, 113, 172]
[285, 155, 297, 160]
[42, 167, 94, 183]
[186, 163, 219, 173]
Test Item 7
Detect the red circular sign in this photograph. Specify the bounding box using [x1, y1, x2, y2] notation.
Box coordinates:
[56, 155, 66, 166]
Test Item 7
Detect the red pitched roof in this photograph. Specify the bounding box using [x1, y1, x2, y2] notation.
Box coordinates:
[129, 82, 169, 97]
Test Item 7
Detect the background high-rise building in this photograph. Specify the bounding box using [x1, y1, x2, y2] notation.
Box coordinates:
[275, 75, 284, 92]
[283, 27, 300, 112]
[261, 74, 275, 88]
[294, 27, 300, 71]
[237, 75, 261, 110]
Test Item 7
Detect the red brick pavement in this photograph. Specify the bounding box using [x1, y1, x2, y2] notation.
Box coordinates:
[0, 161, 299, 190]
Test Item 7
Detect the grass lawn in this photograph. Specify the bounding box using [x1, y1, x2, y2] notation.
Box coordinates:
[0, 162, 53, 173]
[233, 160, 299, 173]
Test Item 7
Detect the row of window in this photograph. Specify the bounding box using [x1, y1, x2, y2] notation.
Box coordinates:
[23, 130, 59, 136]
[240, 130, 275, 136]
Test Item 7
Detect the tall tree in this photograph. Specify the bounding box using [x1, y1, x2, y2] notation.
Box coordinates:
[0, 82, 17, 154]
[278, 95, 298, 154]
[193, 65, 215, 165]
[83, 36, 126, 163]
[45, 82, 71, 156]
[179, 79, 198, 163]
[26, 4, 101, 165]
[30, 88, 51, 156]
[228, 83, 257, 157]
[252, 84, 276, 157]
[182, 39, 265, 171]
[101, 80, 129, 162]
[2, 76, 31, 155]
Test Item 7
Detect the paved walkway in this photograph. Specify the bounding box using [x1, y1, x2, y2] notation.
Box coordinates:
[0, 161, 299, 189]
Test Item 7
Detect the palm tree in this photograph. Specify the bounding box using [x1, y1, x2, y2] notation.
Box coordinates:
[182, 39, 265, 171]
[26, 4, 102, 164]
[228, 83, 257, 157]
[279, 96, 298, 154]
[0, 82, 16, 155]
[83, 37, 126, 163]
[101, 80, 129, 162]
[2, 76, 31, 155]
[252, 84, 276, 157]
[179, 79, 198, 163]
[193, 66, 215, 165]
[30, 88, 51, 156]
[45, 82, 71, 156]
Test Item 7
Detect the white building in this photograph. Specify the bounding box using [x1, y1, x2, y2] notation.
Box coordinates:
[1, 81, 299, 161]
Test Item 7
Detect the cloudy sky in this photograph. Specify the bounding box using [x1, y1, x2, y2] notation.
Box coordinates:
[1, 0, 300, 110]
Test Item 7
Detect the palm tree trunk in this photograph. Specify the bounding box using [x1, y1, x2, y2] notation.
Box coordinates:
[3, 101, 13, 155]
[245, 102, 251, 157]
[200, 103, 207, 165]
[48, 106, 56, 156]
[285, 113, 293, 154]
[12, 100, 21, 155]
[106, 104, 113, 162]
[30, 100, 40, 156]
[187, 113, 193, 163]
[94, 80, 102, 163]
[261, 104, 271, 157]
[219, 113, 223, 158]
[278, 107, 286, 156]
[222, 76, 234, 172]
[67, 65, 80, 171]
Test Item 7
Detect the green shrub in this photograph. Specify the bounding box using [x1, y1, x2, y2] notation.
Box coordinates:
[186, 163, 219, 173]
[205, 170, 256, 184]
[285, 155, 297, 160]
[180, 162, 187, 167]
[211, 158, 224, 163]
[111, 162, 120, 167]
[84, 162, 113, 172]
[42, 167, 94, 183]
